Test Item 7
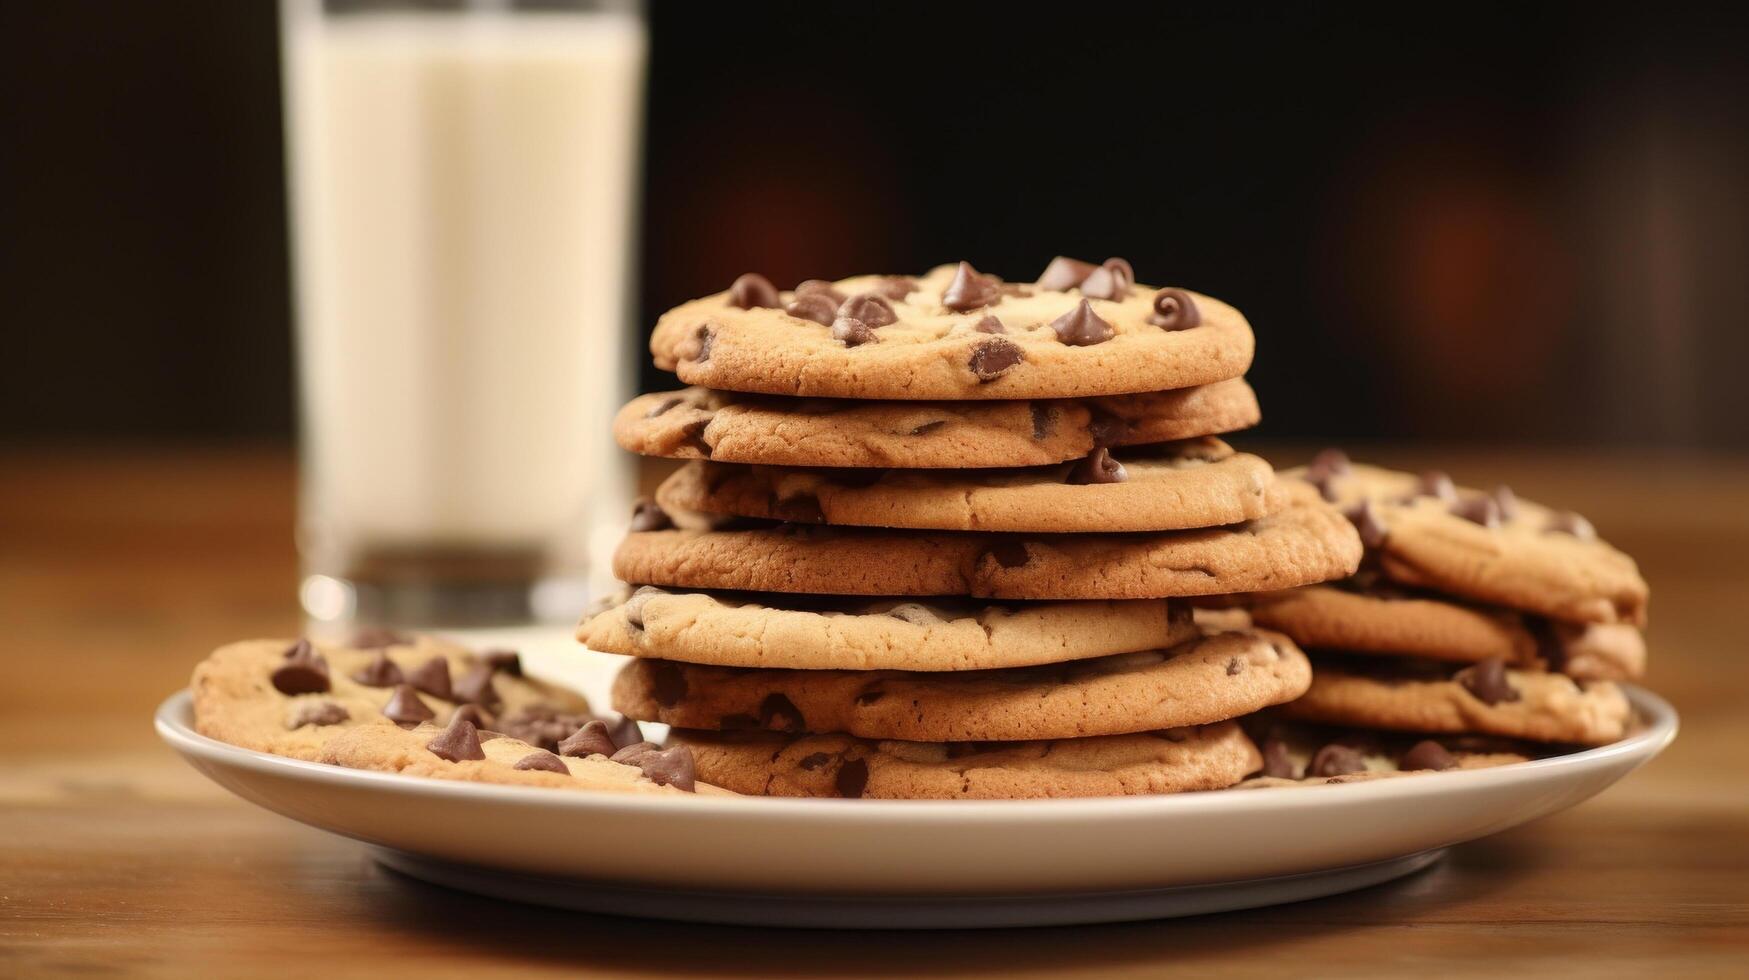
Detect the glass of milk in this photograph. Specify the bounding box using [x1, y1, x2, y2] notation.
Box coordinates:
[280, 0, 646, 628]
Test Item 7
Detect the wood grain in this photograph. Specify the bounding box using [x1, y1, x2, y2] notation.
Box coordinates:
[1, 447, 1746, 977]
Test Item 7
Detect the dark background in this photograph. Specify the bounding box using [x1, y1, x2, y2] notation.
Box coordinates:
[4, 1, 1748, 447]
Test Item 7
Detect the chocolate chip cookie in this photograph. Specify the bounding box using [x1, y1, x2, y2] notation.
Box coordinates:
[191, 636, 596, 761]
[671, 722, 1261, 799]
[612, 629, 1310, 742]
[1245, 584, 1646, 681]
[1277, 656, 1632, 745]
[615, 379, 1261, 469]
[1294, 455, 1649, 625]
[1236, 724, 1532, 788]
[650, 260, 1254, 401]
[613, 483, 1361, 600]
[580, 589, 1198, 671]
[654, 437, 1276, 533]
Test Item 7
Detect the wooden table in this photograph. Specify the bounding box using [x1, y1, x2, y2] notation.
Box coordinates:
[3, 448, 1746, 977]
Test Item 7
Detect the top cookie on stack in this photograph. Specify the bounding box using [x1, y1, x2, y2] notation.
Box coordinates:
[582, 258, 1365, 800]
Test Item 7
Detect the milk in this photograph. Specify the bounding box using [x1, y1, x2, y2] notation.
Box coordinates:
[281, 5, 646, 623]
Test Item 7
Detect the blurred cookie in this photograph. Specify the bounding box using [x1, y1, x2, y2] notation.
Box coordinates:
[612, 630, 1310, 742]
[1246, 584, 1646, 680]
[1291, 455, 1648, 625]
[1277, 656, 1632, 745]
[650, 261, 1253, 400]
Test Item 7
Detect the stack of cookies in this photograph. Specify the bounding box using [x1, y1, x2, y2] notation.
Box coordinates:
[581, 258, 1364, 799]
[1234, 453, 1649, 782]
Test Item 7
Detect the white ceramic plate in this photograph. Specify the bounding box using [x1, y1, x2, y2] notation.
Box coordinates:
[156, 650, 1676, 929]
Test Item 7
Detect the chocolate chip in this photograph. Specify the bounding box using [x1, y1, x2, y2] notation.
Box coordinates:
[885, 602, 942, 625]
[873, 277, 916, 300]
[1148, 288, 1201, 330]
[350, 627, 409, 649]
[831, 315, 876, 346]
[1226, 657, 1243, 676]
[838, 293, 898, 328]
[1306, 448, 1351, 481]
[793, 279, 845, 304]
[799, 751, 833, 771]
[349, 651, 403, 688]
[611, 742, 697, 792]
[984, 539, 1030, 568]
[1545, 511, 1597, 541]
[1078, 258, 1133, 301]
[1452, 495, 1502, 528]
[1030, 403, 1055, 440]
[1457, 657, 1521, 705]
[629, 497, 675, 532]
[648, 659, 688, 706]
[381, 684, 435, 726]
[513, 751, 569, 774]
[687, 324, 715, 363]
[1415, 470, 1458, 503]
[679, 418, 713, 456]
[624, 585, 667, 631]
[286, 700, 348, 729]
[1035, 256, 1097, 291]
[1492, 485, 1519, 521]
[968, 336, 1024, 381]
[645, 396, 684, 418]
[758, 693, 806, 734]
[941, 261, 1000, 312]
[271, 639, 331, 696]
[604, 714, 644, 750]
[1399, 740, 1458, 772]
[481, 649, 522, 677]
[781, 494, 826, 523]
[834, 757, 869, 798]
[454, 663, 501, 711]
[1309, 742, 1368, 777]
[1067, 447, 1127, 484]
[452, 703, 495, 731]
[785, 293, 838, 326]
[1050, 299, 1114, 346]
[406, 656, 453, 701]
[426, 714, 486, 763]
[1088, 411, 1130, 447]
[495, 706, 595, 752]
[728, 273, 779, 309]
[854, 687, 886, 706]
[974, 315, 1006, 334]
[1260, 737, 1297, 778]
[1344, 500, 1389, 549]
[909, 419, 946, 436]
[558, 720, 619, 758]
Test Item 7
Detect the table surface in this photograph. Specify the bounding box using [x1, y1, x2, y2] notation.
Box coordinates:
[3, 447, 1747, 978]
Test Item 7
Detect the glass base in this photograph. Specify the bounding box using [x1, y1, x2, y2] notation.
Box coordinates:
[300, 545, 594, 630]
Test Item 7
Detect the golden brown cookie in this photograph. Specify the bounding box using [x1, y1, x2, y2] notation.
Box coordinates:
[613, 484, 1361, 600]
[653, 438, 1276, 534]
[1245, 584, 1646, 680]
[671, 723, 1262, 799]
[580, 589, 1197, 671]
[612, 630, 1310, 742]
[650, 262, 1254, 400]
[614, 379, 1262, 469]
[1277, 657, 1632, 745]
[1293, 456, 1649, 625]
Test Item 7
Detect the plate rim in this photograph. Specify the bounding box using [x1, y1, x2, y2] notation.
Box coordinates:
[156, 683, 1678, 821]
